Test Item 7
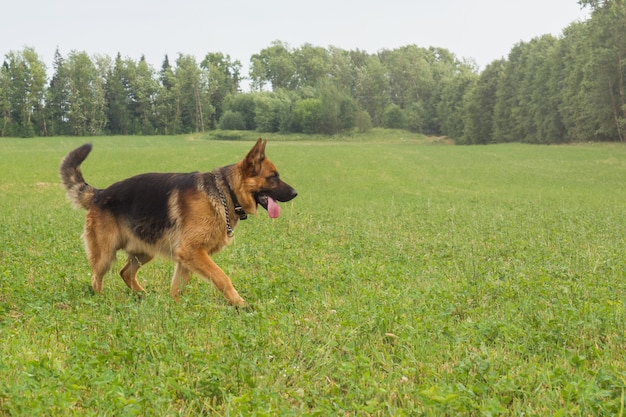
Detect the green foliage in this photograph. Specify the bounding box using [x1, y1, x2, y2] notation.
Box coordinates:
[252, 91, 293, 133]
[1, 47, 46, 137]
[175, 54, 213, 133]
[292, 97, 323, 133]
[382, 104, 407, 129]
[461, 60, 504, 144]
[354, 54, 389, 127]
[2, 136, 626, 415]
[155, 55, 181, 135]
[507, 35, 564, 144]
[65, 51, 107, 136]
[309, 80, 357, 135]
[250, 41, 297, 91]
[105, 54, 130, 135]
[200, 52, 242, 129]
[218, 110, 246, 130]
[403, 102, 425, 133]
[223, 93, 257, 130]
[563, 2, 626, 141]
[379, 46, 433, 110]
[437, 67, 478, 138]
[354, 110, 373, 133]
[130, 57, 160, 135]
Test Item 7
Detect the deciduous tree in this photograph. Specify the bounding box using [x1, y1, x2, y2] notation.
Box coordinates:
[3, 47, 47, 137]
[250, 41, 297, 91]
[175, 54, 213, 132]
[461, 60, 504, 144]
[200, 52, 242, 128]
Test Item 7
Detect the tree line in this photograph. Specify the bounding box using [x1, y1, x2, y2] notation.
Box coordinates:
[1, 0, 623, 143]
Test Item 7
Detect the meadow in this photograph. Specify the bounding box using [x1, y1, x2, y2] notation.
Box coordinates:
[1, 133, 626, 416]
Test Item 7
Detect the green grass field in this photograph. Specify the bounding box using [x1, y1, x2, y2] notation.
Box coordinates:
[1, 134, 626, 415]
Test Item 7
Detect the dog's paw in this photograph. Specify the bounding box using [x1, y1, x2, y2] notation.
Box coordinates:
[228, 292, 247, 307]
[235, 303, 255, 314]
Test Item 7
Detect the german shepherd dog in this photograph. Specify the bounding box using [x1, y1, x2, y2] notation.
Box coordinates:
[60, 139, 297, 307]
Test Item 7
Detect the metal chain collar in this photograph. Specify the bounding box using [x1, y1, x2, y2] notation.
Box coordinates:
[214, 174, 235, 237]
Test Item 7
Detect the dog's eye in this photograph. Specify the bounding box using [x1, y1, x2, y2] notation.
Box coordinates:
[268, 172, 279, 180]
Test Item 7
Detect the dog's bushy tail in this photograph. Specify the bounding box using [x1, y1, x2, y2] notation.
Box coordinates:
[59, 143, 97, 210]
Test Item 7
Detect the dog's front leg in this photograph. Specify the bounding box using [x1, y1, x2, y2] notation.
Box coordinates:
[176, 249, 246, 307]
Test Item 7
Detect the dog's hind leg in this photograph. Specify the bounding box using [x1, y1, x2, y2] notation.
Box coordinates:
[120, 253, 153, 292]
[88, 255, 114, 293]
[170, 263, 191, 301]
[176, 249, 246, 307]
[83, 209, 119, 293]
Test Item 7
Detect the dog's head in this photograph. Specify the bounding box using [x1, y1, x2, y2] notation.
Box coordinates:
[236, 139, 297, 218]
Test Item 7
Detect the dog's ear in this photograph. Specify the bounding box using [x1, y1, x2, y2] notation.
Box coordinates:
[243, 138, 267, 175]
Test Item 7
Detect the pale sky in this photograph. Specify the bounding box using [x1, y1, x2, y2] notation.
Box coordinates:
[3, 0, 589, 88]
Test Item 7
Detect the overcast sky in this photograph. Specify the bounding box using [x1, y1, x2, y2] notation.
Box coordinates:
[3, 0, 589, 87]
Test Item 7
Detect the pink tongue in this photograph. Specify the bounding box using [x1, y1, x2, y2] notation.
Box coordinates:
[267, 196, 280, 219]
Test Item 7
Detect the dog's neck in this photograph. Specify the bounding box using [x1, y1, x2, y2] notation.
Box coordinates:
[217, 167, 248, 220]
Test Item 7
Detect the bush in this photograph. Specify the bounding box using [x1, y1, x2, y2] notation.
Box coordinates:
[253, 91, 294, 133]
[292, 98, 323, 134]
[223, 94, 257, 130]
[218, 110, 246, 130]
[355, 110, 373, 133]
[404, 102, 424, 133]
[382, 104, 407, 129]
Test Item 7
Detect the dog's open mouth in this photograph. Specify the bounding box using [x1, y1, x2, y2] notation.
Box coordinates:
[257, 194, 281, 219]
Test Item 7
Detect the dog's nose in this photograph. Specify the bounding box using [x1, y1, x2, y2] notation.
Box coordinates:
[277, 183, 298, 202]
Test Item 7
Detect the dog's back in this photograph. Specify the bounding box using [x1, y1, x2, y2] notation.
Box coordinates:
[93, 172, 198, 244]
